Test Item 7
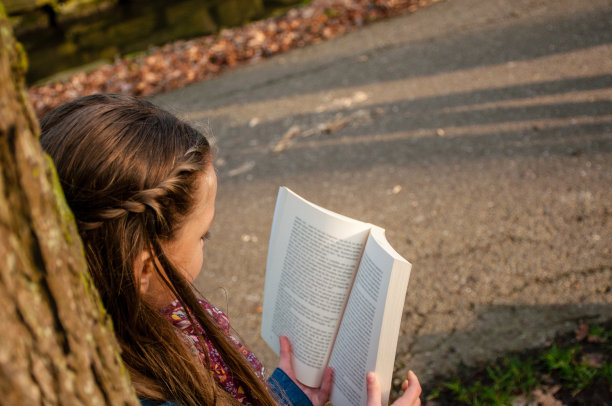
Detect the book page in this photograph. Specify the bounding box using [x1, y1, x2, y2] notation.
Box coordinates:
[328, 228, 411, 406]
[261, 187, 372, 387]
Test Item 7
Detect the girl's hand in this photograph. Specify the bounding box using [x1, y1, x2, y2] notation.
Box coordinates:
[277, 336, 333, 406]
[366, 370, 422, 406]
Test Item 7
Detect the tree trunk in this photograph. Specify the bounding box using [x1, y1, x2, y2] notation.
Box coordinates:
[0, 5, 140, 405]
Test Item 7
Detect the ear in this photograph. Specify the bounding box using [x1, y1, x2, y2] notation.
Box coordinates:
[134, 250, 153, 295]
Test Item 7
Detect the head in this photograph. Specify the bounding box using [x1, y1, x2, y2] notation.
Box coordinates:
[41, 93, 213, 311]
[40, 94, 273, 405]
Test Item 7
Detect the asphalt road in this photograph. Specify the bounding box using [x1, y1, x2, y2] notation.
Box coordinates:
[151, 0, 612, 385]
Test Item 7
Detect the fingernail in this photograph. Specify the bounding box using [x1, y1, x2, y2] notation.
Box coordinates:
[366, 372, 375, 383]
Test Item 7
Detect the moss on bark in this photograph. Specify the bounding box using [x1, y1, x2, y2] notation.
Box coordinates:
[0, 7, 139, 405]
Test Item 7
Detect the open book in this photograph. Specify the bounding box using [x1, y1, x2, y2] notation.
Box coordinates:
[261, 187, 412, 406]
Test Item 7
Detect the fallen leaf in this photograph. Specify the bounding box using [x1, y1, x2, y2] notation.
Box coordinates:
[227, 160, 255, 177]
[273, 125, 301, 152]
[530, 387, 563, 406]
[582, 352, 603, 368]
[575, 322, 589, 341]
[241, 234, 259, 243]
[320, 116, 348, 133]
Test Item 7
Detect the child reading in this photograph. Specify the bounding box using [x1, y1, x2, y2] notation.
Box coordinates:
[39, 94, 421, 406]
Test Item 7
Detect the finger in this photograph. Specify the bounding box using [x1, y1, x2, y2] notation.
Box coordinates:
[279, 336, 292, 359]
[278, 336, 296, 379]
[366, 372, 382, 406]
[402, 371, 422, 404]
[401, 379, 408, 392]
[317, 367, 334, 403]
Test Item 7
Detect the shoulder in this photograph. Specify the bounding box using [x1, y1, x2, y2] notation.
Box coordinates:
[161, 298, 230, 334]
[197, 298, 230, 332]
[198, 299, 231, 335]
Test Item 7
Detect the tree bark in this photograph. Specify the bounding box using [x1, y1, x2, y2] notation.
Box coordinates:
[0, 4, 140, 405]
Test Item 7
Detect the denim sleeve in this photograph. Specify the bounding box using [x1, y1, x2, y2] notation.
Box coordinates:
[267, 368, 313, 406]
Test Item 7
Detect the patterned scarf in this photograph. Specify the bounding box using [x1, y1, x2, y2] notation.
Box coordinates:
[161, 299, 266, 405]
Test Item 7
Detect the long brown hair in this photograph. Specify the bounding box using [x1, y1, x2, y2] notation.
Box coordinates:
[40, 94, 276, 405]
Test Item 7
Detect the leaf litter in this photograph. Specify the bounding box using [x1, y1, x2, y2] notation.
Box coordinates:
[28, 0, 441, 118]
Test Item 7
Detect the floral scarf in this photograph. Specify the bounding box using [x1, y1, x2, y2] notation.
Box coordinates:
[161, 299, 266, 405]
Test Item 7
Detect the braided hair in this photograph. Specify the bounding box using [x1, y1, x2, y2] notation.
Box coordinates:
[40, 94, 276, 405]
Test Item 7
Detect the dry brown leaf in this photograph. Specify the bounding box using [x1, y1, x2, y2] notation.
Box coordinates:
[273, 125, 301, 152]
[574, 322, 589, 341]
[530, 387, 564, 406]
[582, 352, 604, 368]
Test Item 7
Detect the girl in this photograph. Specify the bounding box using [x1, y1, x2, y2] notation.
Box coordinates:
[40, 94, 421, 406]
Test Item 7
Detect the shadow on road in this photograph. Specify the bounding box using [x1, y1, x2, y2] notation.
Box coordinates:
[404, 302, 612, 381]
[212, 73, 612, 179]
[180, 6, 612, 110]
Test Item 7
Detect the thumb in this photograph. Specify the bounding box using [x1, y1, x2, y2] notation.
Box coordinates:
[278, 336, 296, 380]
[366, 372, 382, 406]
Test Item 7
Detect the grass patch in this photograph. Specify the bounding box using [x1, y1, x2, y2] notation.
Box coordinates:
[424, 321, 612, 405]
